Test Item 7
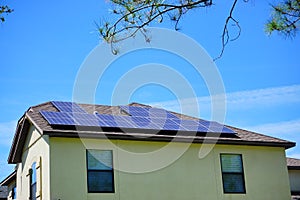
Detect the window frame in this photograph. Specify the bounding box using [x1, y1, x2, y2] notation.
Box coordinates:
[220, 154, 246, 194]
[86, 149, 115, 193]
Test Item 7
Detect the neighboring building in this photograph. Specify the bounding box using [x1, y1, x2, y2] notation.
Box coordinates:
[2, 101, 296, 200]
[287, 157, 300, 200]
[0, 171, 16, 200]
[0, 186, 8, 200]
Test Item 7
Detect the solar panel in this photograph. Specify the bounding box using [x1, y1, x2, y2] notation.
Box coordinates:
[162, 122, 182, 131]
[130, 116, 162, 129]
[40, 103, 236, 135]
[52, 101, 87, 113]
[40, 111, 77, 125]
[96, 114, 135, 128]
[120, 106, 179, 119]
[197, 120, 235, 134]
[207, 125, 236, 134]
[69, 112, 101, 127]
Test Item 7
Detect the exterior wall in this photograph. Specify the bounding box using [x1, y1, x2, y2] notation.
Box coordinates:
[16, 125, 50, 200]
[49, 137, 291, 200]
[289, 170, 300, 192]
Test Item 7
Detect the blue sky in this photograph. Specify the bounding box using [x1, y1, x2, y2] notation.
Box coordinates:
[0, 0, 299, 180]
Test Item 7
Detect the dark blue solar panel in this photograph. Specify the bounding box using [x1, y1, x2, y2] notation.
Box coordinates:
[69, 113, 101, 127]
[41, 103, 236, 134]
[207, 125, 236, 134]
[96, 114, 119, 127]
[130, 116, 162, 129]
[119, 106, 150, 117]
[162, 122, 181, 131]
[197, 125, 210, 132]
[148, 108, 179, 119]
[197, 120, 235, 134]
[96, 114, 136, 128]
[198, 120, 221, 127]
[40, 111, 77, 125]
[113, 116, 135, 128]
[52, 101, 87, 113]
[120, 106, 179, 119]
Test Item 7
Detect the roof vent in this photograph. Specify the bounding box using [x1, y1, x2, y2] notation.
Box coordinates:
[93, 111, 99, 115]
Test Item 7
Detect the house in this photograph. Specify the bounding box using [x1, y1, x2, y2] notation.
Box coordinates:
[0, 187, 7, 200]
[287, 157, 300, 200]
[0, 186, 8, 200]
[0, 171, 16, 200]
[1, 101, 296, 200]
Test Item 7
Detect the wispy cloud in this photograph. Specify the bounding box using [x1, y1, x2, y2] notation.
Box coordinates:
[151, 84, 300, 117]
[245, 119, 300, 140]
[0, 120, 17, 147]
[226, 84, 300, 109]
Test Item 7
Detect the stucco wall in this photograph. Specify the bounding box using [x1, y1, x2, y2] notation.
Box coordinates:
[289, 170, 300, 192]
[16, 125, 50, 200]
[49, 137, 291, 200]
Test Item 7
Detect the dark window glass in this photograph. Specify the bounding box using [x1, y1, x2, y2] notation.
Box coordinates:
[12, 186, 16, 199]
[87, 150, 114, 193]
[220, 154, 246, 193]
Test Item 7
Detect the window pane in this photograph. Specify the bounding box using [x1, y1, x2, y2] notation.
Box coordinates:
[31, 162, 37, 184]
[223, 174, 245, 193]
[87, 150, 112, 170]
[31, 182, 36, 200]
[12, 186, 16, 199]
[88, 171, 114, 192]
[221, 154, 242, 173]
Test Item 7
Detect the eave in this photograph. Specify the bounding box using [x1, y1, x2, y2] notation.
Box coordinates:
[7, 115, 30, 164]
[43, 129, 295, 149]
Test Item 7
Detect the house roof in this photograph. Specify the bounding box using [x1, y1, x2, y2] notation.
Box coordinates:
[0, 171, 16, 187]
[8, 101, 296, 164]
[287, 157, 300, 170]
[0, 186, 8, 199]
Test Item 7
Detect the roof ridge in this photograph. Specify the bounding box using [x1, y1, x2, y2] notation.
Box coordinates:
[127, 102, 152, 107]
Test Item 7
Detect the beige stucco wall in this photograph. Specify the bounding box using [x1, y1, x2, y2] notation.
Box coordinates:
[289, 170, 300, 192]
[49, 137, 291, 200]
[16, 125, 50, 200]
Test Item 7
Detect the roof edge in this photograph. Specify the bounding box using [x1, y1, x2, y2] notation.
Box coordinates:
[43, 130, 295, 149]
[0, 171, 16, 186]
[288, 166, 300, 170]
[8, 115, 31, 164]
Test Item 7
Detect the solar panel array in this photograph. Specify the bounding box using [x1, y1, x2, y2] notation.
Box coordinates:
[52, 101, 87, 113]
[39, 101, 236, 134]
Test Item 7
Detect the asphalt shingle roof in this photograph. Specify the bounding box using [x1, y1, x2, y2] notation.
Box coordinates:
[287, 157, 300, 169]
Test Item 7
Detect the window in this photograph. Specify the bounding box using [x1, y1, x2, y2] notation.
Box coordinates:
[29, 162, 37, 200]
[86, 150, 114, 193]
[220, 154, 246, 194]
[12, 185, 16, 200]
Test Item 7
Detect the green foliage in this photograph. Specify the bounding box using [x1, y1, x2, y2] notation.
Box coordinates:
[266, 0, 300, 37]
[0, 5, 13, 23]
